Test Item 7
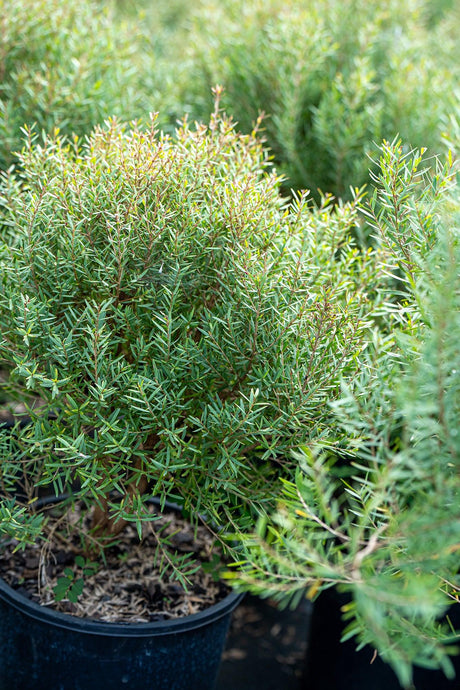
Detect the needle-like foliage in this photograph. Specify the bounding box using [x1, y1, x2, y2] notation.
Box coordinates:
[0, 0, 155, 172]
[173, 0, 460, 198]
[227, 143, 460, 687]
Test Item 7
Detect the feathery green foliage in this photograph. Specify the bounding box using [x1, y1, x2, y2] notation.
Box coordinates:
[173, 0, 459, 198]
[227, 144, 460, 687]
[0, 0, 156, 172]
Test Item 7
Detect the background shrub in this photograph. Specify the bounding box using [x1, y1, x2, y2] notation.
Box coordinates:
[170, 0, 460, 198]
[0, 0, 161, 171]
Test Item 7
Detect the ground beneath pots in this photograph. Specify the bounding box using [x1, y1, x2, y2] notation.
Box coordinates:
[0, 499, 230, 623]
[217, 594, 312, 690]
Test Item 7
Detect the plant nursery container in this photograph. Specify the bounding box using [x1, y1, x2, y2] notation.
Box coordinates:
[0, 569, 242, 690]
[0, 494, 243, 690]
[303, 588, 460, 690]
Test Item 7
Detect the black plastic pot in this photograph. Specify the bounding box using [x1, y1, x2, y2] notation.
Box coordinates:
[0, 495, 243, 690]
[303, 588, 460, 690]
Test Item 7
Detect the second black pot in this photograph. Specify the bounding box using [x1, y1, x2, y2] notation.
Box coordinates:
[303, 588, 460, 690]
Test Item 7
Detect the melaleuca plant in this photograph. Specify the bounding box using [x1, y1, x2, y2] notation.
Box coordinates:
[0, 98, 380, 576]
[227, 144, 460, 687]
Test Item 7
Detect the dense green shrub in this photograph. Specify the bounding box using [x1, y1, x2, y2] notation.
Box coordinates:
[229, 144, 460, 686]
[174, 0, 460, 198]
[0, 0, 156, 171]
[0, 104, 381, 565]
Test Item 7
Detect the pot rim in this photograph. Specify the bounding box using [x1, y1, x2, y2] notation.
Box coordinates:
[0, 577, 244, 637]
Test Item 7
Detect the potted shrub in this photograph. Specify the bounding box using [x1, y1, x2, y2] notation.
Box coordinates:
[0, 97, 380, 689]
[227, 142, 460, 688]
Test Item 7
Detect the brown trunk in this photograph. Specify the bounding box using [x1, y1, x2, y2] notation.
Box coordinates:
[91, 454, 151, 539]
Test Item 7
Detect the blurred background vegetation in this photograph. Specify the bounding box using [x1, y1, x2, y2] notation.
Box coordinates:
[1, 0, 458, 198]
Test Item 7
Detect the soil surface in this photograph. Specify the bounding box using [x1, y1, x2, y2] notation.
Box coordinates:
[0, 499, 230, 623]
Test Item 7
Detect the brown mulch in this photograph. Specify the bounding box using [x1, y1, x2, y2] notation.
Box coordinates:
[0, 500, 230, 623]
